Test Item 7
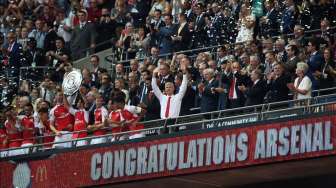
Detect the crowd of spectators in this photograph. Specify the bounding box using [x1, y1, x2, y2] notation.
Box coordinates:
[0, 0, 336, 156]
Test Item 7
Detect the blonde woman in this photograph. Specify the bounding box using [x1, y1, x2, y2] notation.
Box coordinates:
[291, 62, 312, 100]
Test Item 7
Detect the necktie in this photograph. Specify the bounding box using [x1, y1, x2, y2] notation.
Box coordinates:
[229, 77, 235, 99]
[165, 96, 171, 118]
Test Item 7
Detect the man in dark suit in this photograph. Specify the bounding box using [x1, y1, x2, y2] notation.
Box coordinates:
[266, 63, 291, 104]
[192, 3, 206, 48]
[157, 14, 176, 55]
[138, 76, 160, 121]
[4, 31, 24, 77]
[222, 62, 250, 109]
[198, 68, 219, 113]
[240, 69, 267, 106]
[70, 10, 97, 60]
[281, 0, 296, 34]
[284, 44, 299, 80]
[306, 38, 324, 90]
[175, 72, 195, 116]
[260, 0, 279, 38]
[172, 13, 190, 52]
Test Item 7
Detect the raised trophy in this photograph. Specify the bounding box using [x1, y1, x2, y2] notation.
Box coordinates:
[62, 70, 83, 104]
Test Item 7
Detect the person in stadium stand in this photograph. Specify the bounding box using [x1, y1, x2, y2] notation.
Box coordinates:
[28, 19, 46, 49]
[20, 103, 36, 154]
[157, 62, 174, 90]
[281, 0, 296, 34]
[88, 94, 108, 144]
[290, 62, 312, 100]
[49, 90, 74, 148]
[239, 69, 267, 106]
[198, 68, 219, 114]
[152, 64, 188, 131]
[0, 121, 8, 157]
[284, 44, 300, 80]
[172, 13, 190, 52]
[107, 94, 144, 141]
[63, 89, 89, 147]
[157, 14, 176, 55]
[38, 107, 54, 149]
[192, 3, 206, 48]
[70, 10, 97, 60]
[4, 30, 24, 74]
[99, 73, 113, 104]
[306, 38, 324, 90]
[23, 37, 45, 68]
[222, 61, 250, 109]
[266, 63, 291, 104]
[46, 37, 70, 68]
[4, 106, 22, 156]
[138, 75, 161, 121]
[319, 48, 336, 95]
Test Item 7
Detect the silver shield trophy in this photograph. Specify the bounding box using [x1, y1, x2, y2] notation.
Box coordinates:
[62, 70, 83, 104]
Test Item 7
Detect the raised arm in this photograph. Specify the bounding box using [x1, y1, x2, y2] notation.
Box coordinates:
[151, 71, 163, 99]
[177, 74, 188, 99]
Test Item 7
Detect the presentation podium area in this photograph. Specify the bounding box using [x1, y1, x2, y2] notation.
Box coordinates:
[1, 93, 336, 188]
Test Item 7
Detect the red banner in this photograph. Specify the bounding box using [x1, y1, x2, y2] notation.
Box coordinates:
[1, 114, 336, 188]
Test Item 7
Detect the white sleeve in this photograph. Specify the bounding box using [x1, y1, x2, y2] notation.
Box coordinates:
[125, 105, 141, 115]
[151, 76, 163, 100]
[84, 111, 89, 124]
[176, 74, 188, 99]
[69, 107, 77, 116]
[101, 108, 109, 123]
[301, 77, 312, 91]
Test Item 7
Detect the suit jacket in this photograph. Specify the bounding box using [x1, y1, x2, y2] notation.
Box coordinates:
[281, 6, 295, 34]
[173, 22, 191, 51]
[245, 79, 267, 106]
[284, 56, 299, 78]
[179, 86, 196, 115]
[143, 91, 160, 121]
[6, 42, 24, 69]
[307, 52, 324, 89]
[222, 72, 250, 106]
[264, 8, 279, 37]
[266, 73, 291, 103]
[193, 13, 207, 48]
[157, 24, 177, 55]
[200, 79, 219, 113]
[71, 22, 97, 60]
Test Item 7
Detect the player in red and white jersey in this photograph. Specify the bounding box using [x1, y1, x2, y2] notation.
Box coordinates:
[88, 94, 108, 144]
[4, 106, 23, 156]
[107, 95, 145, 141]
[64, 90, 89, 147]
[49, 91, 74, 148]
[0, 125, 8, 157]
[20, 103, 36, 154]
[38, 107, 54, 149]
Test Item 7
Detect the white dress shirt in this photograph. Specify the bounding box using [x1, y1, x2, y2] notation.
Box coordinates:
[152, 74, 188, 119]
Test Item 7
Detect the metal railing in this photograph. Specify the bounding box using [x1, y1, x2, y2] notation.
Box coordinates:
[1, 87, 336, 159]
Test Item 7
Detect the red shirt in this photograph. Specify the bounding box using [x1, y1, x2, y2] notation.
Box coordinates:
[41, 120, 54, 149]
[4, 120, 22, 148]
[109, 109, 143, 135]
[21, 116, 35, 145]
[72, 109, 88, 139]
[50, 104, 74, 131]
[0, 128, 8, 149]
[93, 107, 108, 136]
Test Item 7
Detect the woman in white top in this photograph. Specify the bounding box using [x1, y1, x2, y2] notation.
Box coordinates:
[235, 3, 255, 43]
[292, 62, 312, 100]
